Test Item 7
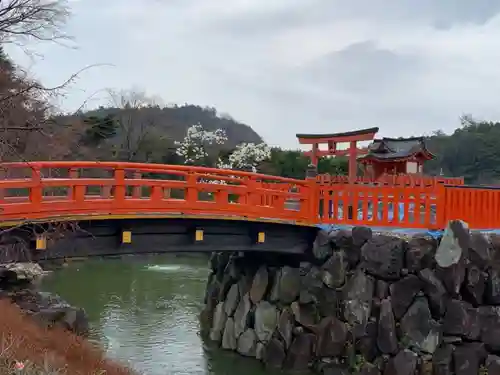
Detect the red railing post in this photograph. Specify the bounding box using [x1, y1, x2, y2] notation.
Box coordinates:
[306, 164, 319, 224]
[30, 166, 43, 209]
[185, 172, 198, 204]
[434, 184, 447, 230]
[114, 168, 126, 205]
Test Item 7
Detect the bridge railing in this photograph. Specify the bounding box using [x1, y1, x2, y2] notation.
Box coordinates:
[2, 162, 500, 230]
[0, 162, 315, 224]
[318, 184, 441, 229]
[317, 173, 465, 187]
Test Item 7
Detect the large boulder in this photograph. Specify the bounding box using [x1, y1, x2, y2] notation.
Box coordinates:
[442, 300, 480, 341]
[254, 301, 278, 343]
[418, 268, 447, 318]
[389, 275, 423, 319]
[313, 229, 334, 260]
[270, 266, 301, 304]
[400, 297, 441, 354]
[277, 307, 294, 349]
[406, 234, 437, 273]
[237, 328, 258, 357]
[221, 317, 237, 350]
[377, 298, 398, 355]
[321, 251, 346, 288]
[263, 338, 286, 369]
[342, 270, 374, 336]
[0, 262, 45, 283]
[209, 302, 227, 343]
[224, 283, 240, 317]
[233, 293, 252, 337]
[383, 349, 418, 375]
[315, 316, 348, 357]
[284, 333, 315, 372]
[360, 235, 406, 280]
[249, 266, 268, 304]
[435, 220, 469, 297]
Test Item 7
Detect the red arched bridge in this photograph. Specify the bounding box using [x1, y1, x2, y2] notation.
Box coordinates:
[0, 161, 496, 260]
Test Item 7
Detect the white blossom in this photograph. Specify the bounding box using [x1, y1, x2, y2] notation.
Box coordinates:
[175, 123, 228, 164]
[175, 125, 272, 194]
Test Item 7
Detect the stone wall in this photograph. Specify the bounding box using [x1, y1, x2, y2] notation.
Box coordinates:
[0, 262, 89, 335]
[200, 221, 500, 375]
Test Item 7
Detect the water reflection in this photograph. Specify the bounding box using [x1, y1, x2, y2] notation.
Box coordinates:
[41, 255, 270, 375]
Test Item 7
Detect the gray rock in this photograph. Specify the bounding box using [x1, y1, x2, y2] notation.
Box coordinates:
[469, 232, 492, 269]
[263, 338, 286, 368]
[361, 235, 405, 280]
[313, 229, 334, 260]
[418, 268, 447, 318]
[321, 251, 346, 288]
[383, 349, 417, 375]
[453, 343, 487, 375]
[233, 292, 251, 337]
[352, 226, 373, 247]
[343, 270, 374, 335]
[249, 266, 268, 304]
[0, 262, 45, 282]
[389, 275, 423, 319]
[357, 363, 381, 375]
[291, 301, 318, 328]
[209, 302, 227, 343]
[284, 333, 315, 371]
[406, 234, 437, 273]
[255, 342, 265, 360]
[315, 316, 348, 357]
[224, 283, 240, 317]
[432, 344, 454, 375]
[277, 307, 294, 349]
[486, 268, 500, 305]
[375, 280, 389, 300]
[463, 265, 485, 305]
[358, 320, 379, 363]
[479, 306, 500, 352]
[221, 317, 237, 350]
[237, 328, 257, 357]
[377, 298, 398, 355]
[435, 220, 469, 297]
[254, 301, 278, 343]
[270, 266, 301, 304]
[486, 354, 500, 374]
[400, 297, 441, 354]
[443, 300, 480, 341]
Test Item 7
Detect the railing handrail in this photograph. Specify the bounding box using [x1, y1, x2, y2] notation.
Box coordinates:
[0, 161, 309, 185]
[1, 161, 498, 231]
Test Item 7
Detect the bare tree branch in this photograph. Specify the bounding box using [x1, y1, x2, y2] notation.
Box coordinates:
[0, 0, 70, 44]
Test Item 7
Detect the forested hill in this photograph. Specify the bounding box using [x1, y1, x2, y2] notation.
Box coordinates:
[83, 104, 262, 148]
[424, 117, 500, 184]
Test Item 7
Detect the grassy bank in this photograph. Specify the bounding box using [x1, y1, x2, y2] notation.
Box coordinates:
[0, 300, 135, 375]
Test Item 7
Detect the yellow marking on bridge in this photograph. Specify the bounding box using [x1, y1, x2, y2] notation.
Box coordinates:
[35, 235, 46, 250]
[0, 213, 316, 228]
[195, 229, 204, 241]
[122, 231, 132, 244]
[258, 232, 265, 243]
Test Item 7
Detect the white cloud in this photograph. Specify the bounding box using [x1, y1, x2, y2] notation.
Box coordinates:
[5, 0, 500, 148]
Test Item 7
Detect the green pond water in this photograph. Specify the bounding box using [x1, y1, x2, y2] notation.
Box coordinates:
[40, 255, 272, 375]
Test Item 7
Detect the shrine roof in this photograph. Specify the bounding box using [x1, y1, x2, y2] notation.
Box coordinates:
[358, 136, 434, 162]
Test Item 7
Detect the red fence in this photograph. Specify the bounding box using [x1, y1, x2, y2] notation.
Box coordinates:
[0, 161, 495, 230]
[317, 173, 464, 187]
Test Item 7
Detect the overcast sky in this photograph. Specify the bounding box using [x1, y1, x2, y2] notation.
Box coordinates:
[7, 0, 500, 148]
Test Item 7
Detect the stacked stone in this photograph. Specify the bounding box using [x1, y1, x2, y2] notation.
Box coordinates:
[0, 262, 89, 335]
[201, 221, 500, 375]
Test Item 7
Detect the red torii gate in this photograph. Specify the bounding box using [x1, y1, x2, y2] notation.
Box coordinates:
[296, 127, 379, 182]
